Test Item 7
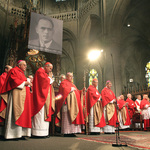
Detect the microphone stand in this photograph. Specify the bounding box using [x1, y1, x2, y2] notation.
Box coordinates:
[111, 53, 127, 147]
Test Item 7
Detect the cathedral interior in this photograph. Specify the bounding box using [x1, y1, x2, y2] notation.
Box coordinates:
[0, 0, 150, 97]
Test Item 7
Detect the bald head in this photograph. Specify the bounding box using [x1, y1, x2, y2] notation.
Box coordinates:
[143, 94, 148, 100]
[59, 74, 66, 82]
[106, 80, 112, 89]
[120, 95, 124, 100]
[66, 72, 73, 82]
[127, 93, 132, 99]
[137, 95, 141, 100]
[5, 65, 12, 73]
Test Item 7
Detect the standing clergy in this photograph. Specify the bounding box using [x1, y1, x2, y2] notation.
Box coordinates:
[101, 81, 118, 134]
[32, 62, 55, 138]
[0, 65, 12, 123]
[126, 93, 136, 121]
[117, 95, 131, 129]
[135, 95, 142, 113]
[140, 94, 150, 131]
[0, 60, 32, 139]
[55, 72, 85, 137]
[86, 79, 106, 134]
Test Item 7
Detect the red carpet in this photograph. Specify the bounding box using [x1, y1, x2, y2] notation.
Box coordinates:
[78, 133, 150, 149]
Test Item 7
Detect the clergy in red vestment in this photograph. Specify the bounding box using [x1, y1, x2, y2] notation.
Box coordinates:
[140, 94, 150, 131]
[31, 62, 55, 138]
[101, 80, 118, 134]
[86, 79, 106, 134]
[0, 60, 32, 139]
[117, 95, 131, 129]
[55, 72, 85, 137]
[0, 65, 12, 123]
[126, 93, 136, 120]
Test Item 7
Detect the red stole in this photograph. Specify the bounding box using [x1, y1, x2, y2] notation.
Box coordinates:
[55, 79, 84, 125]
[0, 66, 31, 128]
[32, 67, 53, 122]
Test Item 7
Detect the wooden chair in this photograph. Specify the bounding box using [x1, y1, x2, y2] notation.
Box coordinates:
[132, 112, 143, 130]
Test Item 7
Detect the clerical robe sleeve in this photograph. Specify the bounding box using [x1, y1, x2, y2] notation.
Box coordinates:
[17, 81, 25, 89]
[48, 76, 54, 84]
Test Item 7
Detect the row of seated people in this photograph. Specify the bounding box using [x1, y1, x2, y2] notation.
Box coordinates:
[0, 61, 149, 140]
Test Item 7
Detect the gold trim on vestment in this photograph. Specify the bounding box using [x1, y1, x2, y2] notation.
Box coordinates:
[44, 87, 50, 120]
[118, 107, 127, 125]
[51, 86, 55, 112]
[105, 103, 115, 124]
[67, 91, 79, 123]
[44, 86, 55, 120]
[13, 87, 26, 121]
[0, 93, 8, 119]
[94, 101, 103, 126]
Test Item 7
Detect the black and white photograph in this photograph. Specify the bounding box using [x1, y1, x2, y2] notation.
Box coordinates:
[28, 12, 63, 55]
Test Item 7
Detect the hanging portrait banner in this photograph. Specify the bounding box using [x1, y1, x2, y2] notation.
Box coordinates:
[28, 12, 63, 55]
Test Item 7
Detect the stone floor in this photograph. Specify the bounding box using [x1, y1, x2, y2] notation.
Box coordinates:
[0, 131, 149, 150]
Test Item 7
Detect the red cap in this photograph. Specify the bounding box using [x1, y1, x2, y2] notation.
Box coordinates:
[106, 80, 111, 84]
[92, 78, 98, 82]
[45, 62, 52, 65]
[17, 60, 23, 65]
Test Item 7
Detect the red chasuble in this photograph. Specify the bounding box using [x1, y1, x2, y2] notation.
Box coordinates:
[0, 72, 7, 122]
[117, 99, 131, 125]
[86, 85, 106, 127]
[101, 87, 116, 107]
[55, 79, 84, 125]
[140, 99, 149, 110]
[32, 67, 54, 122]
[0, 66, 31, 128]
[126, 98, 136, 119]
[101, 87, 118, 127]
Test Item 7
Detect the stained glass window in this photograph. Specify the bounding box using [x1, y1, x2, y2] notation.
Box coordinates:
[89, 69, 98, 89]
[145, 61, 150, 87]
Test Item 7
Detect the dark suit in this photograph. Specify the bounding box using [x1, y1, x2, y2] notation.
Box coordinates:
[28, 39, 62, 55]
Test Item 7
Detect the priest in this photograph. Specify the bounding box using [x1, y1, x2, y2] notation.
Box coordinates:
[101, 80, 118, 134]
[140, 94, 150, 131]
[0, 60, 32, 139]
[31, 62, 55, 138]
[117, 95, 131, 129]
[0, 65, 12, 123]
[86, 78, 106, 134]
[55, 72, 85, 137]
[126, 93, 136, 121]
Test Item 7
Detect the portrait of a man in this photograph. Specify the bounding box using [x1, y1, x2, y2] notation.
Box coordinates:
[28, 12, 63, 55]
